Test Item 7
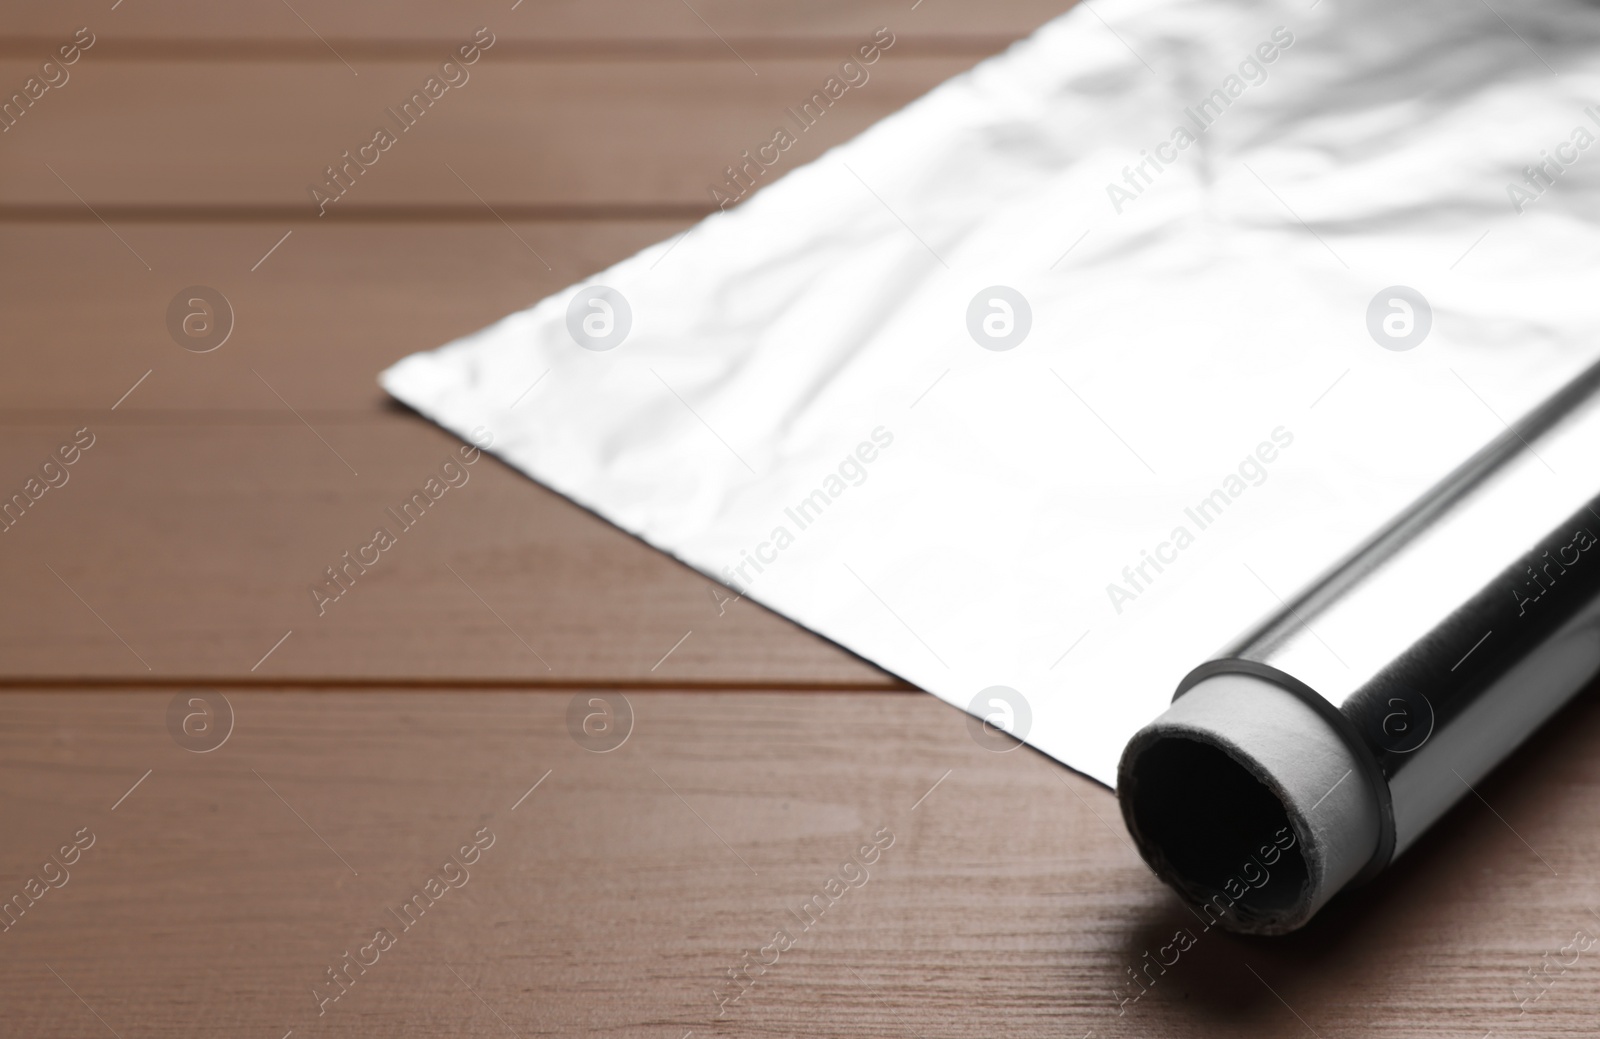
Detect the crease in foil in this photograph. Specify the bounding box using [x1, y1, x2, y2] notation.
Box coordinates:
[382, 0, 1600, 786]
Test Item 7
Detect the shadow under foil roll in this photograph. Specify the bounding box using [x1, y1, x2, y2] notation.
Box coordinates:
[1119, 358, 1600, 934]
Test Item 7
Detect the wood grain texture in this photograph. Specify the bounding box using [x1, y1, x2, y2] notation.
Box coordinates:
[2, 688, 1599, 1038]
[0, 55, 979, 210]
[0, 419, 899, 686]
[0, 222, 686, 414]
[0, 0, 1064, 45]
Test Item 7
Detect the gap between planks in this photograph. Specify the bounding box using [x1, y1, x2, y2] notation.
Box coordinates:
[0, 204, 715, 224]
[0, 677, 916, 692]
[0, 36, 1024, 63]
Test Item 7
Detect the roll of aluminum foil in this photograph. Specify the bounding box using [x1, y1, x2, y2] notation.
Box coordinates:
[1120, 358, 1600, 933]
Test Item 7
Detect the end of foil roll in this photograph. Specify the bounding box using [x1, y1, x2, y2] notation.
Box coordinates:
[1117, 673, 1381, 935]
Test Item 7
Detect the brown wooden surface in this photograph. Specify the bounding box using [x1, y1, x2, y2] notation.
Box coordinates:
[0, 222, 678, 412]
[6, 1, 1599, 1035]
[0, 0, 1062, 45]
[0, 57, 979, 210]
[0, 418, 900, 685]
[4, 689, 1600, 1039]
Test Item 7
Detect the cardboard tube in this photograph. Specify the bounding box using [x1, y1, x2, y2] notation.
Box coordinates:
[1120, 673, 1380, 934]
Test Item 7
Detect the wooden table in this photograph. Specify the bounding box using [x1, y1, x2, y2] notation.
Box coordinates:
[4, 2, 1599, 1035]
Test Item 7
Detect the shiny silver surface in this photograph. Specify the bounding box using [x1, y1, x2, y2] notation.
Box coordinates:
[1181, 359, 1600, 864]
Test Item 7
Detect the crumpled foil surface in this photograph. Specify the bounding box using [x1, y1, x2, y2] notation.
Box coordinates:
[384, 0, 1600, 785]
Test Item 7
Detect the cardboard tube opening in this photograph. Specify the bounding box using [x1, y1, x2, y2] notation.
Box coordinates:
[1121, 736, 1310, 926]
[1118, 673, 1381, 934]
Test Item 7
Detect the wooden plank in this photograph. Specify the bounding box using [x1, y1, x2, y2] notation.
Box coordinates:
[1, 687, 1598, 1037]
[0, 420, 899, 685]
[0, 221, 686, 413]
[0, 0, 1064, 46]
[0, 55, 980, 210]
